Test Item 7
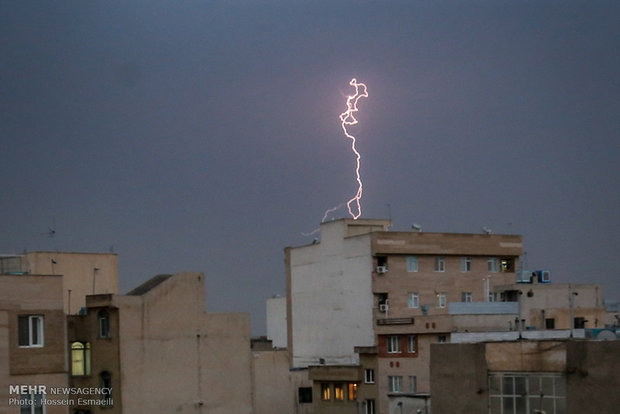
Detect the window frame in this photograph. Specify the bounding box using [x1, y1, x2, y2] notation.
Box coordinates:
[488, 257, 499, 273]
[409, 375, 417, 394]
[434, 257, 446, 272]
[364, 399, 375, 414]
[71, 341, 91, 376]
[407, 292, 419, 309]
[461, 292, 472, 303]
[20, 393, 46, 414]
[407, 335, 417, 354]
[387, 335, 401, 354]
[18, 315, 44, 348]
[364, 369, 375, 384]
[406, 256, 418, 272]
[98, 310, 110, 338]
[460, 257, 472, 272]
[388, 376, 402, 393]
[321, 383, 331, 401]
[437, 293, 447, 308]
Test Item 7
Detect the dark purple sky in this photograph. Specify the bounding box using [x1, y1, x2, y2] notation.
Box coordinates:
[2, 1, 619, 335]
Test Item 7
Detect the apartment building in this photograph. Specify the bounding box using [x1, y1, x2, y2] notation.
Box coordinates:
[67, 272, 253, 414]
[285, 218, 523, 414]
[0, 273, 69, 414]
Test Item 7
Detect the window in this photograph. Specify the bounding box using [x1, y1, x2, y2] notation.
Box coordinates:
[18, 315, 44, 347]
[98, 310, 110, 338]
[461, 292, 472, 303]
[364, 399, 375, 414]
[407, 293, 419, 309]
[298, 387, 312, 403]
[71, 342, 91, 376]
[406, 256, 418, 272]
[545, 318, 556, 329]
[500, 258, 515, 272]
[437, 293, 446, 308]
[409, 375, 417, 393]
[460, 257, 472, 272]
[334, 383, 345, 401]
[574, 317, 586, 329]
[489, 373, 566, 414]
[100, 371, 112, 401]
[348, 383, 357, 400]
[387, 335, 401, 353]
[321, 383, 331, 401]
[364, 369, 375, 384]
[407, 335, 417, 353]
[388, 376, 402, 393]
[488, 257, 499, 273]
[20, 393, 45, 414]
[434, 257, 445, 272]
[438, 335, 447, 343]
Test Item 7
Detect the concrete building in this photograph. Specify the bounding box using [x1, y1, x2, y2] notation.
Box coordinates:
[430, 339, 620, 414]
[266, 295, 287, 349]
[285, 218, 524, 414]
[68, 272, 253, 414]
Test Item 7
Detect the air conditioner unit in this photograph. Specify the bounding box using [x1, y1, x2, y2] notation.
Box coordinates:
[379, 303, 389, 312]
[376, 265, 388, 274]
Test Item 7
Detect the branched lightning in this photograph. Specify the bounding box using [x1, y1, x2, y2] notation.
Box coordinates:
[340, 78, 368, 219]
[303, 78, 369, 236]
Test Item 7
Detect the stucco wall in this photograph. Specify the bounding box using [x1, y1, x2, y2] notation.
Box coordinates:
[289, 220, 376, 367]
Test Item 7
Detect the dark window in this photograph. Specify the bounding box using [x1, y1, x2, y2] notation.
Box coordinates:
[545, 318, 555, 329]
[298, 387, 312, 403]
[100, 371, 112, 402]
[98, 310, 110, 338]
[18, 315, 44, 347]
[376, 256, 387, 267]
[574, 317, 586, 329]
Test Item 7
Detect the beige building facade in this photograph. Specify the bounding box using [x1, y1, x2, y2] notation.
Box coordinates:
[0, 274, 69, 414]
[68, 272, 253, 414]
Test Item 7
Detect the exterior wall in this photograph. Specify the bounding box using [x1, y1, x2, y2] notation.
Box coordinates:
[252, 349, 296, 414]
[430, 340, 620, 414]
[0, 274, 69, 414]
[287, 220, 388, 367]
[430, 342, 488, 414]
[266, 296, 287, 349]
[67, 299, 121, 414]
[23, 252, 119, 314]
[309, 365, 361, 414]
[566, 341, 620, 413]
[114, 272, 252, 414]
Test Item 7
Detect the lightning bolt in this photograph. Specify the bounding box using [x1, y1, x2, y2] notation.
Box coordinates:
[304, 78, 369, 235]
[340, 78, 368, 220]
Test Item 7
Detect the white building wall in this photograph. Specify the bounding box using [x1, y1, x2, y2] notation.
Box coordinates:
[289, 220, 376, 367]
[266, 296, 287, 349]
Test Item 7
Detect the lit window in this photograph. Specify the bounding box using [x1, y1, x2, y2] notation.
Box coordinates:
[488, 257, 499, 273]
[409, 375, 417, 393]
[364, 369, 375, 384]
[98, 310, 110, 338]
[388, 376, 402, 393]
[438, 293, 446, 308]
[434, 257, 445, 272]
[460, 257, 472, 272]
[407, 293, 419, 309]
[348, 383, 357, 401]
[18, 315, 44, 347]
[20, 393, 45, 414]
[461, 292, 472, 302]
[364, 399, 375, 414]
[71, 342, 91, 376]
[500, 258, 515, 272]
[407, 335, 417, 353]
[321, 383, 331, 401]
[406, 256, 418, 272]
[387, 335, 401, 353]
[334, 383, 344, 401]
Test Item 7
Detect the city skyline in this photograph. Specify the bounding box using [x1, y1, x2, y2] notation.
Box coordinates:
[2, 1, 619, 334]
